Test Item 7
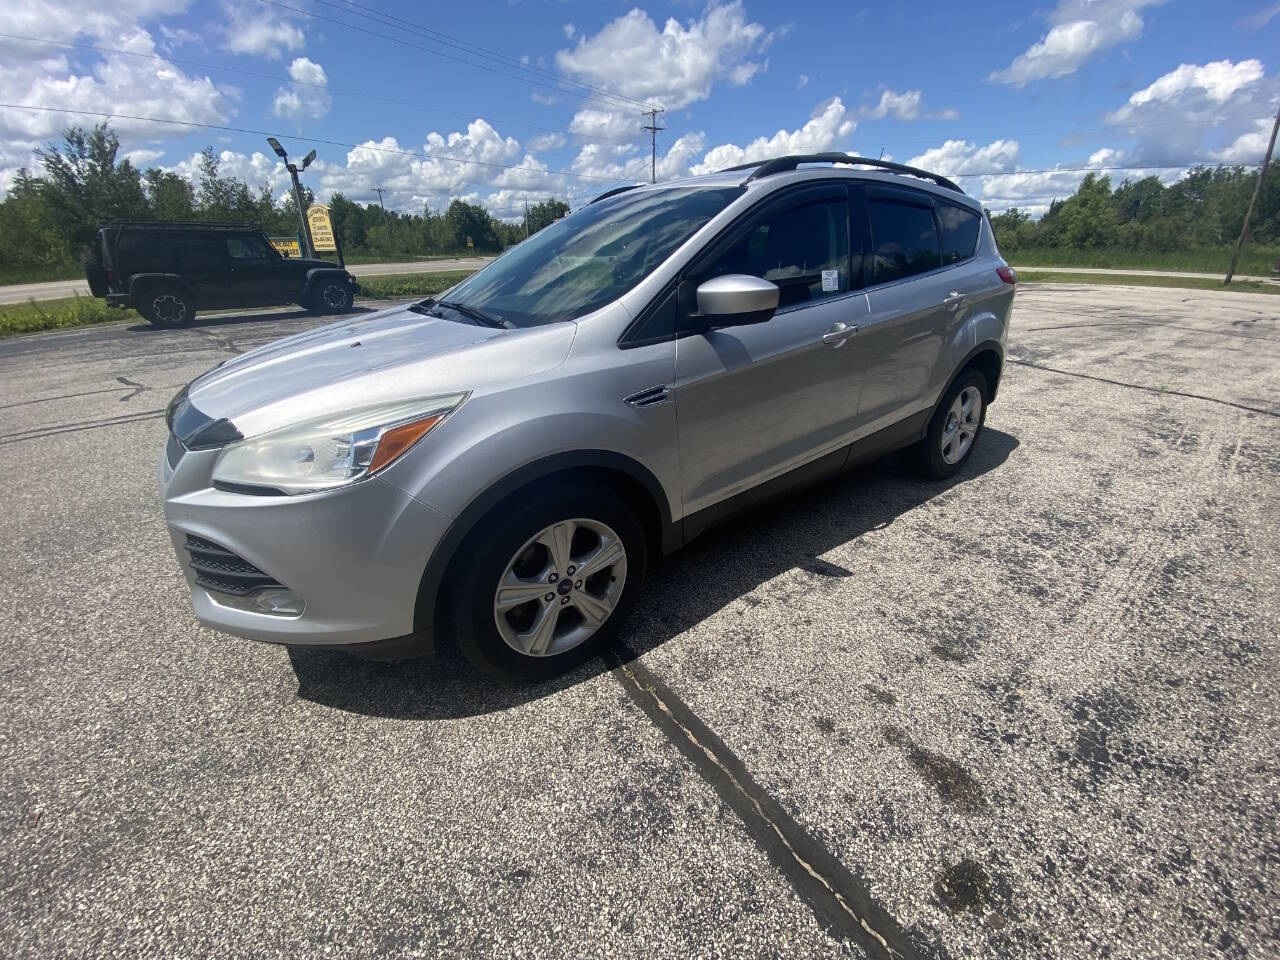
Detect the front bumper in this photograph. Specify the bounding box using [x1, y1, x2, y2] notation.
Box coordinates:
[160, 442, 450, 651]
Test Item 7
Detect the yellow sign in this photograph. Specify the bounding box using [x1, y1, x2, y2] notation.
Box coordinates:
[269, 237, 300, 258]
[307, 204, 337, 252]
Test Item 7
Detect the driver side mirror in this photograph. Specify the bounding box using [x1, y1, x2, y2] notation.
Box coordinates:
[694, 274, 779, 329]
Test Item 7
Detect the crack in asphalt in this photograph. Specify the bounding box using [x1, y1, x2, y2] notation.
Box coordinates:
[1007, 359, 1279, 418]
[606, 645, 924, 960]
[0, 408, 166, 445]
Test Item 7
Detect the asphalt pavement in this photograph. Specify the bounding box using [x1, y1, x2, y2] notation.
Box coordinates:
[1, 284, 1277, 958]
[0, 257, 495, 305]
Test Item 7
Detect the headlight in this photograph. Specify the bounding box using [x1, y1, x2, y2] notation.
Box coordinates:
[211, 394, 466, 495]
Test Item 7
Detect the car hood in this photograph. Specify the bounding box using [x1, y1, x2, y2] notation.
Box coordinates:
[186, 302, 576, 437]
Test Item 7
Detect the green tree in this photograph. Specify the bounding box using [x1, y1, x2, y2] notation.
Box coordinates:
[35, 124, 147, 248]
[525, 198, 570, 235]
[143, 168, 195, 220]
[444, 199, 499, 251]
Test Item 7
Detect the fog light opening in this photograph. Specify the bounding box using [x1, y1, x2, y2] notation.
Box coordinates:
[210, 587, 305, 617]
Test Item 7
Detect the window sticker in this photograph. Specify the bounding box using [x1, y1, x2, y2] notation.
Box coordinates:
[821, 269, 839, 292]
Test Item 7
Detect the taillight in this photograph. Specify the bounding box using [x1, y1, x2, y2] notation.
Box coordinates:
[996, 266, 1017, 285]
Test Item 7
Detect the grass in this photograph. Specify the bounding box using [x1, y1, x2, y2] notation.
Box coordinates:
[355, 270, 473, 300]
[1018, 271, 1280, 295]
[1008, 245, 1280, 276]
[0, 270, 479, 338]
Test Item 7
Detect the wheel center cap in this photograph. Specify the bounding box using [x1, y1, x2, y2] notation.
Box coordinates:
[557, 578, 573, 596]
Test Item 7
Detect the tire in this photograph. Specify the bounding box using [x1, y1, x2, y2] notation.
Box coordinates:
[445, 484, 648, 682]
[138, 285, 194, 328]
[311, 279, 354, 314]
[908, 369, 989, 480]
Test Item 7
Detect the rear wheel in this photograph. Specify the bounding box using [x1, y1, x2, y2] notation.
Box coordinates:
[445, 486, 647, 681]
[139, 285, 194, 328]
[908, 369, 988, 479]
[311, 279, 353, 314]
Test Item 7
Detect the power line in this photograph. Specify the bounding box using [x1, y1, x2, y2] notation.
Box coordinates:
[305, 0, 658, 112]
[258, 0, 656, 114]
[0, 32, 645, 148]
[0, 102, 627, 182]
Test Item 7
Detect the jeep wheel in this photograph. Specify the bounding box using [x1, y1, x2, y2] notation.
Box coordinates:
[139, 286, 194, 328]
[908, 369, 989, 480]
[312, 280, 353, 314]
[445, 485, 647, 682]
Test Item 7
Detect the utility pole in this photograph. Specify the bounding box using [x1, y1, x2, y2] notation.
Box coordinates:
[266, 137, 316, 258]
[1225, 97, 1280, 285]
[373, 186, 388, 220]
[525, 198, 530, 239]
[641, 107, 665, 183]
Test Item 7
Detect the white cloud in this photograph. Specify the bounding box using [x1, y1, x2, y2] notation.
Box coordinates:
[989, 0, 1164, 85]
[797, 74, 808, 90]
[1213, 118, 1278, 164]
[1239, 2, 1280, 28]
[527, 132, 567, 152]
[271, 57, 332, 122]
[0, 0, 190, 44]
[864, 89, 922, 121]
[555, 2, 774, 110]
[222, 3, 305, 59]
[568, 108, 639, 143]
[530, 91, 558, 106]
[692, 97, 855, 175]
[1104, 59, 1272, 165]
[563, 23, 576, 39]
[907, 139, 1019, 177]
[0, 27, 232, 186]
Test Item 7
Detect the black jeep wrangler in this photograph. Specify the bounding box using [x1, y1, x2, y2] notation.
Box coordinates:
[82, 220, 360, 327]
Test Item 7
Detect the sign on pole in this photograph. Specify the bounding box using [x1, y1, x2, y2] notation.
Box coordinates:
[307, 204, 338, 253]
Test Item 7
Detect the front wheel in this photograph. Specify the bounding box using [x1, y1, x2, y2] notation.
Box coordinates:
[908, 369, 989, 480]
[446, 486, 647, 681]
[311, 279, 353, 314]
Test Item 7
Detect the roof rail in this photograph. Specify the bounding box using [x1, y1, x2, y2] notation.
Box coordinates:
[103, 219, 262, 230]
[720, 153, 963, 193]
[587, 184, 643, 205]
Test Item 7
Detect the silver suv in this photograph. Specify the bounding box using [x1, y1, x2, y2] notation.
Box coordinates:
[161, 153, 1015, 681]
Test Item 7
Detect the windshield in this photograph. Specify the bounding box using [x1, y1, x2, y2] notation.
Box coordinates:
[440, 186, 742, 328]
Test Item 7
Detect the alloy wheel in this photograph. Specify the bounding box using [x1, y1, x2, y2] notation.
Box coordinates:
[492, 518, 627, 658]
[940, 385, 982, 465]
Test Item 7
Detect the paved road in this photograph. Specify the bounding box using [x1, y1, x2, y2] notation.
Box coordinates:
[0, 257, 495, 305]
[1016, 265, 1279, 283]
[1, 288, 1278, 958]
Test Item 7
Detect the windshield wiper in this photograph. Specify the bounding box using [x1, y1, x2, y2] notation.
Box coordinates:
[408, 297, 437, 315]
[436, 299, 514, 329]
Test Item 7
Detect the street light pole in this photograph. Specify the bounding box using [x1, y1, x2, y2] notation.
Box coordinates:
[267, 137, 316, 259]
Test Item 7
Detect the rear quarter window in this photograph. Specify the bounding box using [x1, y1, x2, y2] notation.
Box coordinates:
[938, 203, 981, 264]
[116, 233, 166, 261]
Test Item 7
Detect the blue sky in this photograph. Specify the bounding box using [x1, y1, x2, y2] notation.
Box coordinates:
[0, 0, 1277, 219]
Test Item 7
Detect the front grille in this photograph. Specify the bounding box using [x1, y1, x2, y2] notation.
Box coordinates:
[184, 534, 283, 596]
[166, 432, 184, 468]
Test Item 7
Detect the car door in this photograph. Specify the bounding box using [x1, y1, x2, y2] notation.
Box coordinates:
[851, 186, 961, 435]
[174, 233, 230, 306]
[673, 182, 869, 517]
[224, 233, 290, 305]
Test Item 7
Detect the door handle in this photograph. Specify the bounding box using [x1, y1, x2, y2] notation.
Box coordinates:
[943, 290, 966, 310]
[822, 322, 858, 347]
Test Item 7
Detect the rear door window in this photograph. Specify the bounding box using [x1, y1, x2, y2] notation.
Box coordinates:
[938, 203, 981, 264]
[869, 198, 941, 284]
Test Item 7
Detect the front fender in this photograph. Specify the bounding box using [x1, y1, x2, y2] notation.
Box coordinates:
[301, 268, 355, 297]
